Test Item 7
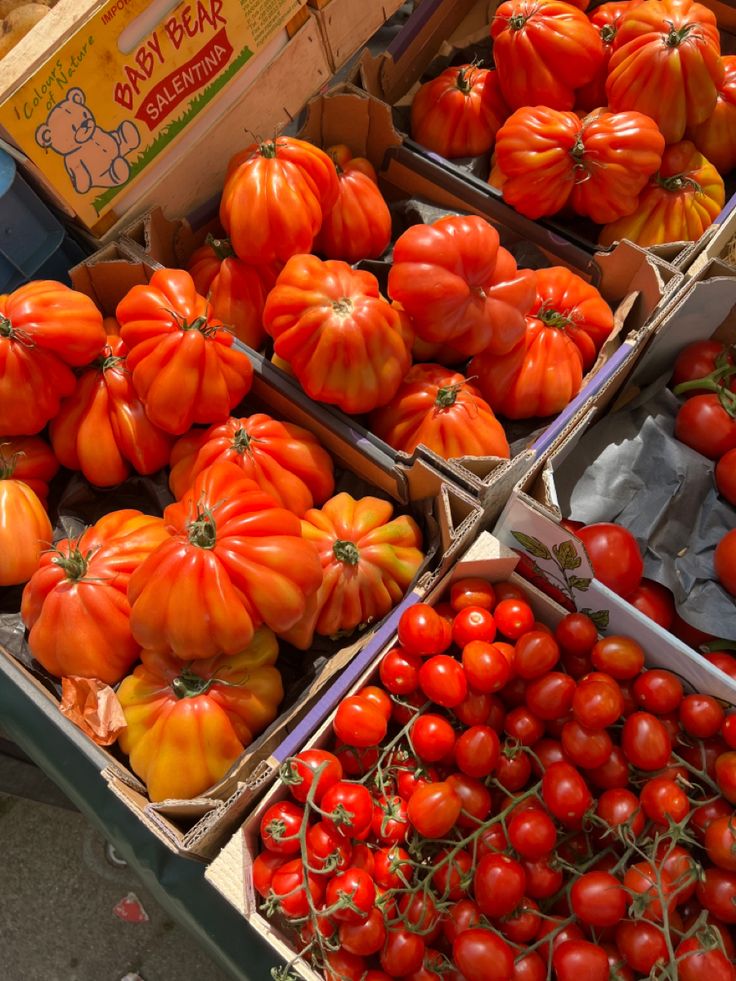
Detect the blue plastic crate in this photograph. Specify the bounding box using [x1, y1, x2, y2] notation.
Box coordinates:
[0, 147, 65, 292]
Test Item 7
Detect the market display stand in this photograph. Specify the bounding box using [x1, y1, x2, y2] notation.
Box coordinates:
[0, 653, 276, 981]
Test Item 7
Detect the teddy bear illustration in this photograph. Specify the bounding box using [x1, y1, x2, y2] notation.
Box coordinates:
[35, 88, 141, 195]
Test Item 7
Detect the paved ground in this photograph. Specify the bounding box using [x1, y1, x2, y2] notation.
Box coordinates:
[0, 769, 232, 981]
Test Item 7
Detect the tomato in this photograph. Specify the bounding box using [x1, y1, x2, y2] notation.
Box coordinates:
[606, 0, 722, 144]
[706, 652, 736, 680]
[680, 694, 725, 739]
[705, 814, 736, 873]
[128, 463, 322, 659]
[324, 950, 366, 981]
[633, 670, 684, 714]
[464, 642, 512, 694]
[716, 530, 736, 597]
[381, 927, 425, 976]
[553, 940, 610, 981]
[561, 720, 612, 768]
[507, 807, 556, 860]
[723, 715, 736, 749]
[693, 798, 733, 841]
[697, 868, 736, 923]
[615, 920, 667, 974]
[675, 391, 736, 463]
[576, 0, 640, 111]
[590, 635, 644, 680]
[398, 891, 440, 938]
[688, 54, 736, 174]
[335, 742, 379, 777]
[525, 672, 576, 720]
[627, 579, 676, 630]
[270, 858, 324, 919]
[333, 695, 387, 749]
[321, 781, 374, 838]
[305, 821, 352, 877]
[542, 761, 592, 827]
[399, 604, 452, 657]
[474, 853, 527, 920]
[372, 845, 411, 891]
[672, 339, 732, 393]
[451, 607, 497, 647]
[252, 849, 287, 897]
[388, 215, 535, 357]
[419, 655, 468, 708]
[445, 772, 492, 829]
[259, 800, 305, 855]
[451, 578, 496, 612]
[576, 523, 643, 598]
[675, 936, 736, 981]
[443, 899, 482, 944]
[316, 148, 391, 263]
[283, 749, 343, 806]
[570, 871, 627, 927]
[371, 794, 409, 845]
[168, 412, 334, 516]
[555, 612, 597, 656]
[504, 706, 545, 746]
[491, 0, 601, 110]
[0, 280, 106, 436]
[493, 106, 663, 225]
[22, 510, 167, 684]
[455, 725, 500, 778]
[620, 711, 672, 770]
[523, 856, 564, 899]
[220, 137, 338, 263]
[116, 269, 253, 435]
[496, 747, 532, 791]
[456, 690, 501, 728]
[429, 847, 473, 902]
[716, 447, 736, 507]
[535, 919, 585, 963]
[573, 676, 624, 729]
[495, 606, 538, 646]
[380, 647, 421, 695]
[326, 866, 376, 923]
[716, 752, 736, 804]
[596, 787, 644, 838]
[512, 952, 546, 981]
[411, 64, 507, 158]
[640, 776, 690, 826]
[338, 907, 386, 957]
[0, 469, 52, 588]
[623, 860, 674, 921]
[411, 714, 456, 763]
[407, 781, 461, 838]
[453, 929, 514, 981]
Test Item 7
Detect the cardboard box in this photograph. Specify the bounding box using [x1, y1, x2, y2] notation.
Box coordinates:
[312, 0, 406, 72]
[0, 244, 481, 859]
[355, 0, 736, 267]
[120, 85, 682, 511]
[0, 0, 330, 239]
[204, 529, 736, 980]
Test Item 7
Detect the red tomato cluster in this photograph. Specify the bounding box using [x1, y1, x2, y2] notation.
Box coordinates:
[409, 0, 733, 248]
[670, 340, 736, 598]
[256, 581, 736, 980]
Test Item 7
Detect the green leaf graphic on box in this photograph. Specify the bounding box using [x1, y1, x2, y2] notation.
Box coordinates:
[553, 540, 582, 570]
[511, 531, 552, 561]
[568, 576, 592, 592]
[582, 608, 610, 630]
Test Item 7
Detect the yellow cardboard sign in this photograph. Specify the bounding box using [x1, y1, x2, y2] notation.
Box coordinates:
[0, 0, 305, 227]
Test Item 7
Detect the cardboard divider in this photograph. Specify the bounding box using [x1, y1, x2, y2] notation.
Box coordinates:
[354, 0, 736, 269]
[0, 244, 481, 859]
[204, 528, 736, 979]
[312, 0, 406, 71]
[119, 85, 682, 512]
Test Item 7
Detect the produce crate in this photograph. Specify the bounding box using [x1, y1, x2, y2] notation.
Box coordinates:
[354, 0, 736, 267]
[120, 85, 683, 511]
[0, 244, 481, 860]
[203, 529, 736, 980]
[0, 0, 328, 240]
[311, 0, 406, 72]
[490, 261, 736, 700]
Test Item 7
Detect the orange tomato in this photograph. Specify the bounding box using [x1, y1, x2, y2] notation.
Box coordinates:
[0, 478, 52, 587]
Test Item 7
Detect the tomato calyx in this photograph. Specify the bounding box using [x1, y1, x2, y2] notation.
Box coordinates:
[171, 665, 238, 699]
[456, 63, 480, 94]
[231, 427, 257, 454]
[0, 444, 21, 480]
[258, 140, 281, 159]
[94, 348, 126, 374]
[204, 233, 235, 261]
[187, 507, 218, 549]
[0, 317, 33, 347]
[664, 21, 700, 47]
[569, 134, 586, 162]
[536, 304, 576, 332]
[435, 382, 462, 409]
[600, 22, 617, 44]
[657, 172, 703, 195]
[508, 12, 528, 30]
[52, 547, 91, 582]
[333, 539, 360, 565]
[0, 315, 12, 338]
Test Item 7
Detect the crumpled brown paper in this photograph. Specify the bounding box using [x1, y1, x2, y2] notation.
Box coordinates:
[59, 676, 127, 746]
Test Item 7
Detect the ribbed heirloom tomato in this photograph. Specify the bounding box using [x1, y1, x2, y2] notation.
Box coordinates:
[0, 460, 52, 587]
[688, 55, 736, 175]
[49, 335, 173, 487]
[315, 146, 392, 263]
[369, 364, 510, 460]
[491, 0, 602, 110]
[219, 137, 339, 263]
[116, 268, 254, 435]
[127, 462, 323, 660]
[388, 215, 536, 357]
[606, 0, 723, 144]
[21, 510, 168, 683]
[576, 0, 642, 111]
[410, 65, 507, 158]
[117, 629, 283, 801]
[0, 280, 106, 436]
[168, 412, 335, 516]
[263, 255, 412, 414]
[0, 436, 58, 504]
[281, 493, 424, 648]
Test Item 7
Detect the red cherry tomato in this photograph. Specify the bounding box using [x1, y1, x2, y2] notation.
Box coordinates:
[513, 631, 560, 679]
[450, 578, 496, 612]
[639, 776, 690, 825]
[380, 926, 425, 976]
[473, 853, 526, 918]
[675, 935, 736, 981]
[621, 712, 672, 770]
[380, 647, 421, 694]
[615, 920, 667, 974]
[626, 579, 676, 630]
[715, 447, 736, 506]
[715, 529, 736, 596]
[453, 928, 514, 981]
[398, 604, 452, 656]
[285, 749, 343, 804]
[570, 871, 627, 927]
[632, 669, 684, 714]
[572, 676, 624, 729]
[541, 761, 592, 828]
[322, 781, 374, 838]
[454, 725, 500, 778]
[590, 634, 645, 679]
[671, 340, 730, 393]
[356, 685, 392, 720]
[334, 695, 388, 748]
[596, 787, 644, 837]
[452, 606, 496, 647]
[462, 641, 511, 693]
[271, 859, 324, 918]
[576, 523, 643, 598]
[696, 867, 736, 923]
[411, 713, 456, 763]
[504, 705, 545, 746]
[495, 747, 532, 791]
[722, 714, 736, 749]
[252, 849, 287, 897]
[561, 720, 612, 768]
[555, 612, 598, 656]
[507, 807, 556, 860]
[525, 671, 576, 720]
[306, 821, 352, 876]
[259, 801, 305, 855]
[553, 940, 610, 981]
[715, 751, 736, 803]
[447, 772, 492, 828]
[680, 693, 725, 738]
[419, 654, 468, 708]
[339, 908, 387, 957]
[407, 781, 461, 838]
[326, 866, 376, 924]
[494, 598, 535, 639]
[675, 393, 736, 460]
